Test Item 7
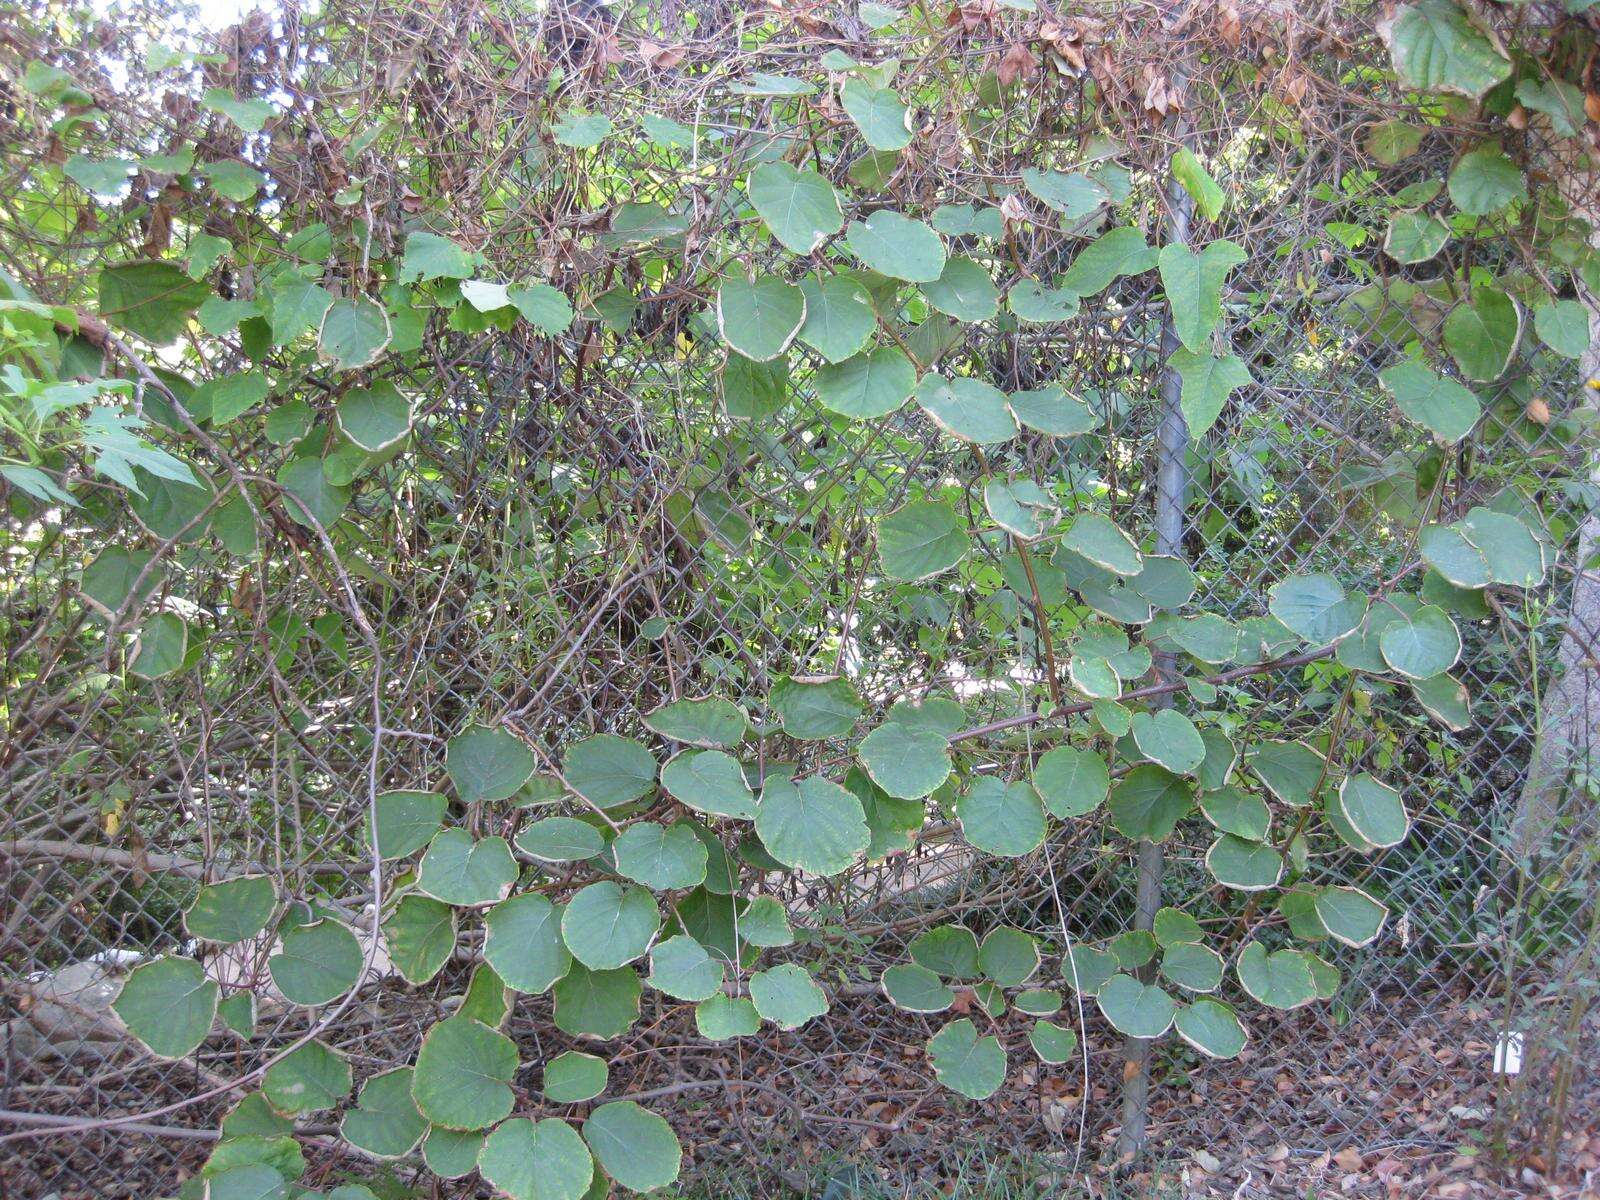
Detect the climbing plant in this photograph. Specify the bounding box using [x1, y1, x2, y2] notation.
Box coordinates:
[1, 0, 1594, 1195]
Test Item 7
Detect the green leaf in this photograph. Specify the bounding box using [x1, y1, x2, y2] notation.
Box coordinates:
[1007, 279, 1080, 322]
[1157, 240, 1245, 352]
[1378, 0, 1511, 98]
[1171, 149, 1224, 220]
[1096, 974, 1176, 1037]
[66, 154, 136, 196]
[1007, 385, 1095, 436]
[614, 821, 709, 889]
[583, 1102, 682, 1193]
[659, 749, 757, 819]
[341, 1068, 428, 1158]
[750, 961, 829, 1029]
[881, 963, 955, 1012]
[371, 791, 448, 860]
[262, 1039, 350, 1116]
[923, 256, 1000, 322]
[552, 110, 613, 148]
[508, 283, 573, 335]
[978, 927, 1039, 986]
[1033, 746, 1110, 818]
[1173, 998, 1248, 1058]
[1379, 603, 1461, 678]
[207, 1163, 289, 1200]
[417, 830, 518, 907]
[1153, 907, 1204, 947]
[1130, 709, 1205, 775]
[411, 1017, 518, 1130]
[217, 992, 256, 1037]
[544, 1052, 610, 1104]
[907, 925, 978, 979]
[562, 881, 660, 969]
[564, 734, 658, 809]
[648, 934, 724, 1001]
[1314, 886, 1389, 947]
[1029, 1020, 1079, 1064]
[983, 478, 1058, 540]
[840, 79, 913, 150]
[749, 162, 844, 254]
[1379, 360, 1480, 444]
[447, 725, 536, 804]
[1534, 300, 1589, 359]
[1516, 77, 1587, 137]
[553, 964, 642, 1039]
[915, 374, 1018, 444]
[479, 1117, 593, 1200]
[1412, 671, 1472, 730]
[515, 817, 604, 863]
[335, 381, 412, 452]
[770, 675, 862, 739]
[1022, 168, 1107, 218]
[928, 1018, 1006, 1099]
[317, 297, 390, 370]
[858, 719, 951, 799]
[1060, 226, 1157, 297]
[484, 892, 571, 993]
[400, 232, 475, 283]
[1235, 942, 1319, 1009]
[183, 875, 276, 945]
[1367, 120, 1424, 164]
[1447, 144, 1526, 215]
[798, 275, 877, 363]
[111, 956, 218, 1058]
[878, 498, 968, 582]
[695, 994, 760, 1039]
[98, 261, 209, 344]
[202, 159, 266, 201]
[1198, 786, 1271, 841]
[755, 775, 870, 875]
[644, 697, 747, 748]
[1461, 507, 1547, 586]
[203, 88, 276, 131]
[845, 211, 946, 282]
[1205, 834, 1283, 891]
[423, 1127, 485, 1179]
[815, 346, 916, 418]
[382, 895, 456, 984]
[1268, 573, 1365, 645]
[1334, 773, 1409, 849]
[1247, 740, 1325, 807]
[126, 611, 187, 679]
[717, 276, 806, 362]
[1383, 211, 1450, 264]
[268, 918, 362, 1005]
[956, 777, 1047, 857]
[1170, 349, 1251, 438]
[1107, 765, 1193, 841]
[1443, 286, 1522, 382]
[1062, 512, 1142, 577]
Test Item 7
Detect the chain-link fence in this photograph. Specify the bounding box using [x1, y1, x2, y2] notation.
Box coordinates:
[3, 0, 1599, 1196]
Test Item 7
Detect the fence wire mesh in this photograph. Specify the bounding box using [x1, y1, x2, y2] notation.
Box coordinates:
[2, 0, 1599, 1197]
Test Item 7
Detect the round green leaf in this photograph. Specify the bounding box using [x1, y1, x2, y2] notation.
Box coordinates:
[562, 881, 660, 969]
[515, 816, 605, 863]
[881, 963, 955, 1013]
[717, 275, 806, 362]
[1096, 974, 1176, 1038]
[1130, 709, 1205, 775]
[1159, 941, 1224, 993]
[840, 79, 913, 151]
[318, 296, 390, 370]
[909, 925, 980, 978]
[877, 498, 968, 582]
[411, 1016, 518, 1130]
[798, 275, 877, 363]
[923, 257, 999, 322]
[1062, 512, 1141, 577]
[111, 956, 218, 1059]
[914, 373, 1018, 444]
[128, 612, 188, 678]
[1447, 143, 1526, 215]
[1153, 907, 1204, 947]
[184, 875, 276, 945]
[423, 1127, 485, 1179]
[1205, 834, 1283, 891]
[263, 1038, 350, 1116]
[269, 918, 362, 1006]
[1383, 211, 1450, 264]
[738, 894, 794, 946]
[845, 210, 945, 282]
[1197, 786, 1271, 841]
[1268, 573, 1365, 645]
[858, 719, 951, 799]
[564, 734, 657, 809]
[1029, 1020, 1079, 1064]
[983, 478, 1058, 540]
[417, 829, 518, 907]
[769, 675, 862, 739]
[1022, 168, 1107, 218]
[382, 894, 457, 984]
[1033, 746, 1110, 818]
[543, 1052, 610, 1104]
[1379, 0, 1510, 98]
[695, 994, 760, 1040]
[1247, 740, 1325, 807]
[1419, 523, 1491, 588]
[1379, 603, 1461, 679]
[1443, 286, 1523, 382]
[446, 725, 536, 804]
[479, 1117, 593, 1200]
[1314, 886, 1390, 947]
[756, 775, 869, 875]
[1534, 299, 1589, 359]
[1006, 385, 1095, 437]
[581, 1105, 682, 1195]
[1107, 765, 1193, 842]
[1378, 361, 1480, 444]
[644, 696, 748, 748]
[341, 1068, 427, 1158]
[371, 790, 448, 860]
[1334, 773, 1409, 849]
[750, 961, 829, 1029]
[748, 162, 844, 255]
[659, 749, 756, 819]
[336, 381, 412, 452]
[815, 346, 916, 418]
[553, 963, 642, 1039]
[1173, 998, 1248, 1059]
[956, 777, 1046, 857]
[484, 891, 572, 994]
[614, 821, 709, 889]
[1235, 942, 1319, 1010]
[978, 927, 1039, 986]
[1460, 507, 1546, 586]
[648, 934, 724, 1001]
[928, 1018, 1006, 1099]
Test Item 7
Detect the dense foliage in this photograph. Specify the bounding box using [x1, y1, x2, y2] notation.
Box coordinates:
[1, 0, 1595, 1195]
